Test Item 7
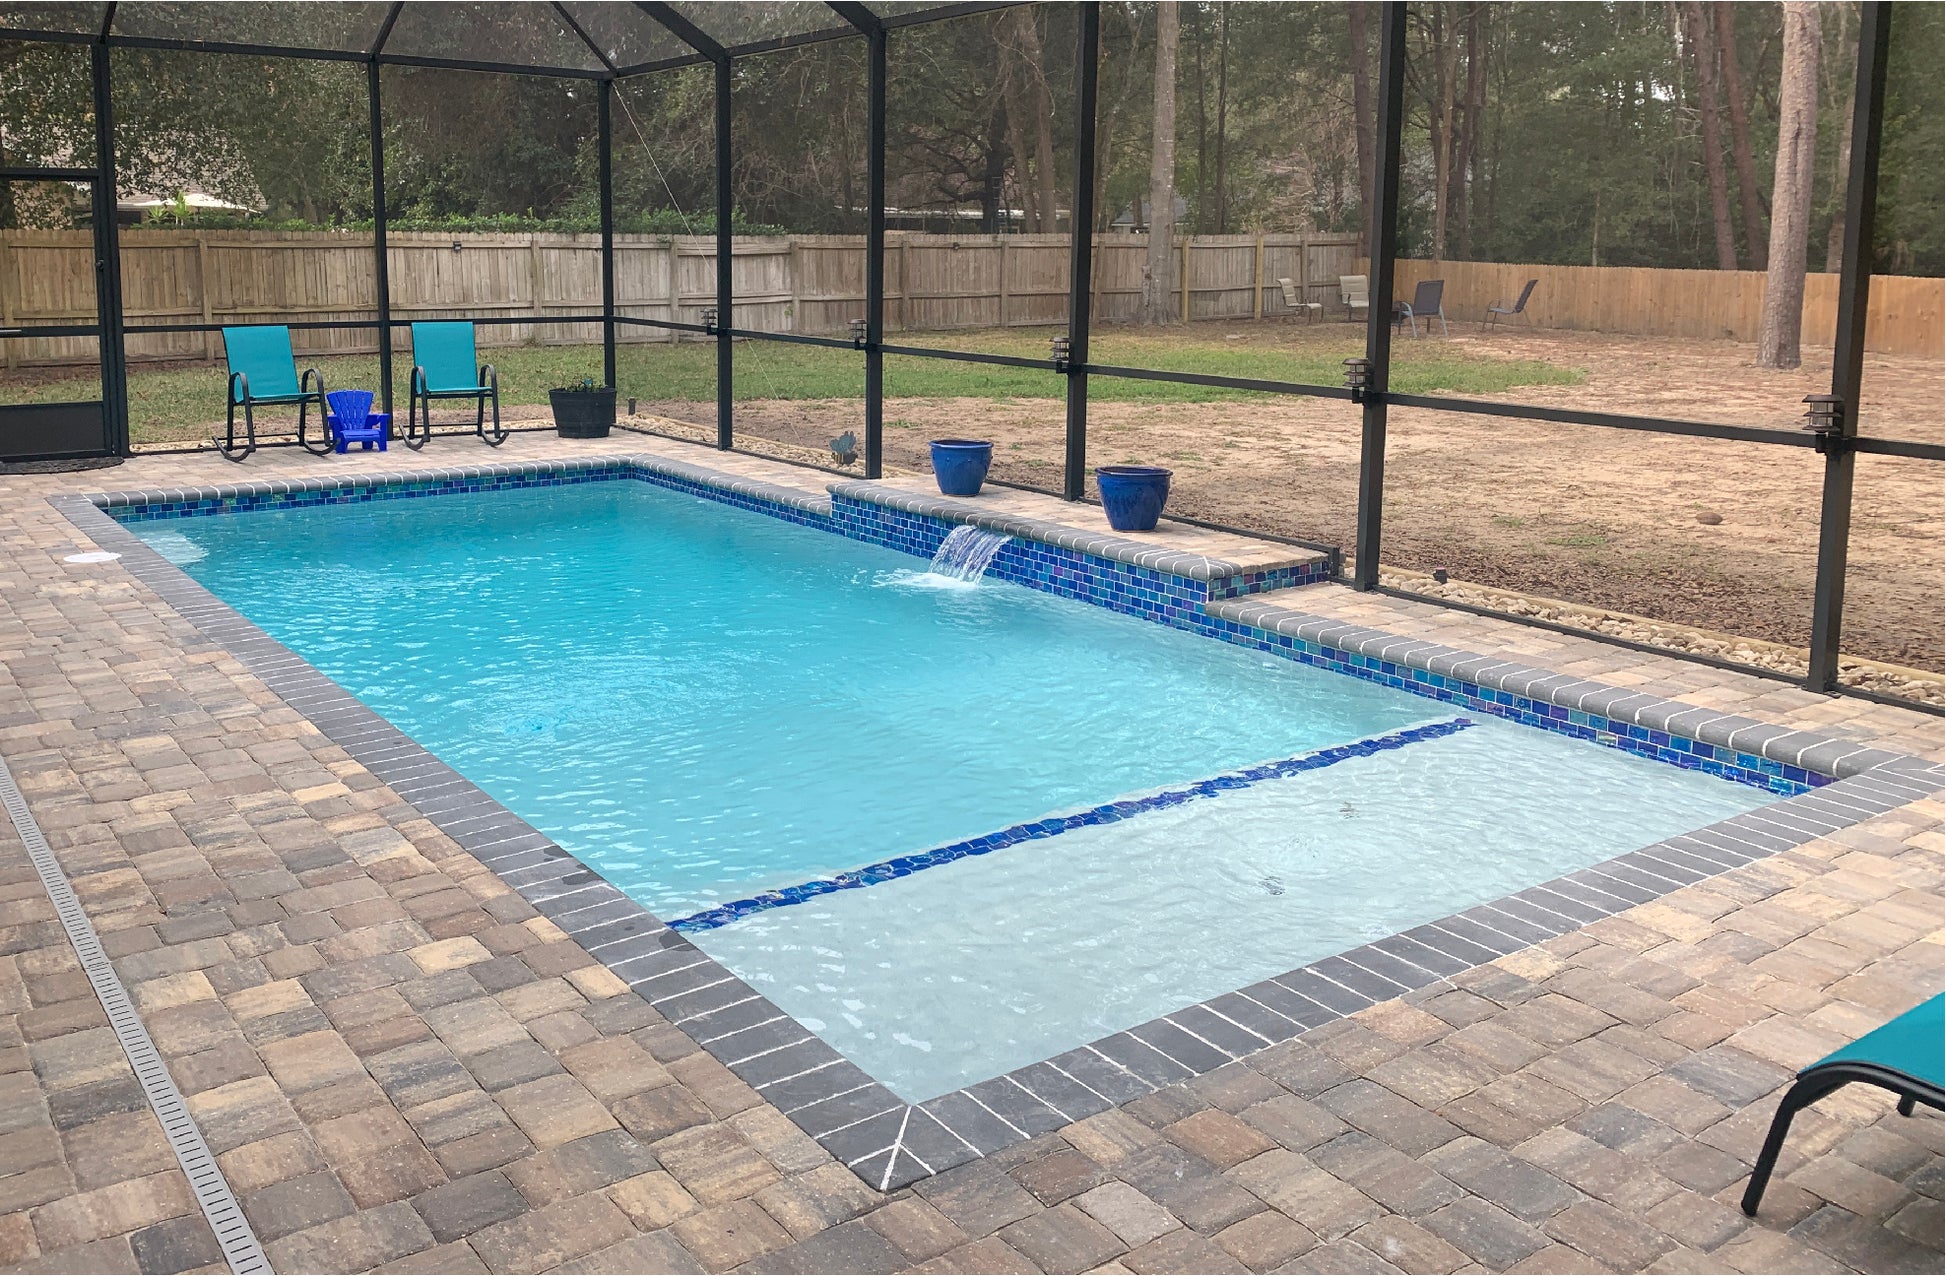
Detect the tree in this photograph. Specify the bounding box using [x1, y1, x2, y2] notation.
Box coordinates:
[1756, 3, 1820, 370]
[1347, 3, 1377, 245]
[1138, 0, 1179, 325]
[1684, 1, 1739, 270]
[1715, 6, 1768, 269]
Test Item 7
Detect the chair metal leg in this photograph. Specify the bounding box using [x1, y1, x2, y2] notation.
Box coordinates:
[1743, 1075, 1849, 1216]
[1899, 1094, 1916, 1116]
[404, 389, 428, 450]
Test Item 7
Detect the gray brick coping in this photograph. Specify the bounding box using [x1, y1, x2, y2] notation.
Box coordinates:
[826, 479, 1327, 581]
[42, 458, 1945, 1195]
[1207, 597, 1917, 781]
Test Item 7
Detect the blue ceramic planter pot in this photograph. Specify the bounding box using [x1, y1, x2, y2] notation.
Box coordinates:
[1096, 465, 1173, 532]
[930, 438, 994, 496]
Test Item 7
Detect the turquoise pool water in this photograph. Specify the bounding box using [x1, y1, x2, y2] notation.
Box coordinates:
[140, 479, 1768, 1098]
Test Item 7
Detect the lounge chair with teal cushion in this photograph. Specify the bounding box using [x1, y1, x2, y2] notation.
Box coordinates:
[1742, 993, 1943, 1215]
[221, 325, 330, 461]
[405, 321, 504, 449]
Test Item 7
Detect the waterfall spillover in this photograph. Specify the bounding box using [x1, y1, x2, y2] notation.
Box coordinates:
[928, 525, 1011, 582]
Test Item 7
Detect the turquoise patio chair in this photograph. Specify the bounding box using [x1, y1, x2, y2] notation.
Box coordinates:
[1741, 993, 1943, 1215]
[221, 325, 330, 462]
[405, 321, 504, 449]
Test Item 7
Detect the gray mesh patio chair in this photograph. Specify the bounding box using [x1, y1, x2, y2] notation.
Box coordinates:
[1339, 274, 1369, 322]
[1277, 277, 1321, 324]
[1485, 278, 1538, 330]
[1399, 279, 1448, 338]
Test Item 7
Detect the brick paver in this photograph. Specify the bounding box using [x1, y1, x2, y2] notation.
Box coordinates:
[0, 433, 1938, 1274]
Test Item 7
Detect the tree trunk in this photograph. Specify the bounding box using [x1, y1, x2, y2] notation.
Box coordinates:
[1757, 3, 1821, 369]
[1192, 8, 1208, 233]
[996, 15, 1037, 231]
[1004, 8, 1058, 235]
[1429, 6, 1458, 261]
[1139, 0, 1180, 325]
[1824, 21, 1855, 273]
[1716, 5, 1768, 269]
[1455, 3, 1486, 258]
[1213, 6, 1229, 234]
[1685, 1, 1739, 270]
[1348, 3, 1377, 246]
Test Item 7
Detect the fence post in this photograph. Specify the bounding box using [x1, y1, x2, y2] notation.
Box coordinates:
[1806, 0, 1889, 692]
[528, 234, 545, 337]
[863, 12, 886, 478]
[599, 78, 616, 391]
[90, 40, 128, 455]
[714, 54, 732, 450]
[195, 235, 215, 363]
[665, 238, 679, 341]
[1064, 1, 1100, 501]
[1178, 235, 1190, 322]
[998, 238, 1009, 328]
[1, 237, 15, 372]
[1253, 233, 1264, 320]
[1354, 2, 1407, 590]
[367, 58, 393, 417]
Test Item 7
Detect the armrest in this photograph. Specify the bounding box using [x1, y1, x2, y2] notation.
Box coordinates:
[229, 370, 249, 404]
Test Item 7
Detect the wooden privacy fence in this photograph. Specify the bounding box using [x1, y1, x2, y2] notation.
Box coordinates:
[0, 229, 1361, 369]
[1390, 258, 1945, 359]
[4, 228, 1937, 366]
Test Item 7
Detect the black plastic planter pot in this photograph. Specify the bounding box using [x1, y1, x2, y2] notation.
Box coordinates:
[549, 387, 616, 439]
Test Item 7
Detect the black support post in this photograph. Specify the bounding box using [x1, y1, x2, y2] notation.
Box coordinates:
[1063, 2, 1099, 502]
[715, 55, 732, 450]
[1805, 1, 1889, 692]
[1353, 1, 1407, 591]
[89, 40, 128, 455]
[599, 77, 617, 391]
[863, 19, 886, 478]
[368, 60, 393, 415]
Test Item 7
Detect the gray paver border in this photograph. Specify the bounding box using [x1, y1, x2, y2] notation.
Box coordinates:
[43, 461, 1945, 1194]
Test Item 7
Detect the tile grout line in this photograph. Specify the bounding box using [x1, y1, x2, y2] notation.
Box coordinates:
[0, 753, 274, 1276]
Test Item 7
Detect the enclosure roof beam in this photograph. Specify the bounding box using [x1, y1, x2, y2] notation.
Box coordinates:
[97, 3, 114, 40]
[374, 52, 608, 79]
[552, 2, 619, 77]
[718, 26, 862, 59]
[827, 3, 881, 37]
[867, 2, 1024, 30]
[370, 2, 403, 59]
[97, 34, 370, 63]
[613, 51, 710, 78]
[634, 2, 725, 63]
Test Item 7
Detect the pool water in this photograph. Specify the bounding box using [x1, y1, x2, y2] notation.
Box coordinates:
[143, 480, 1768, 1099]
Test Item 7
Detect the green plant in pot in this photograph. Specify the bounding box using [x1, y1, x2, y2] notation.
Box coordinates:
[549, 376, 617, 439]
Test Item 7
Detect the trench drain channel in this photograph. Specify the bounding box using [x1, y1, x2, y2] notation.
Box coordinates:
[0, 755, 272, 1275]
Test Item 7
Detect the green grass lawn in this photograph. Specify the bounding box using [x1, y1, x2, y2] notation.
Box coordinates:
[3, 324, 1582, 445]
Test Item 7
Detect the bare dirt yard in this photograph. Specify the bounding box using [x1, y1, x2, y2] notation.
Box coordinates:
[651, 324, 1944, 674]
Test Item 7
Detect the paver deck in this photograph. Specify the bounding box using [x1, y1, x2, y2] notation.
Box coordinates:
[1, 431, 1939, 1275]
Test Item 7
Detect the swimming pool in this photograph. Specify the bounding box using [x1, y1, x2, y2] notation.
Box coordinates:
[130, 473, 1774, 1101]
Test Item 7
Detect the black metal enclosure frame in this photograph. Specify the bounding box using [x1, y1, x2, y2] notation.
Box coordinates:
[1, 1, 1939, 712]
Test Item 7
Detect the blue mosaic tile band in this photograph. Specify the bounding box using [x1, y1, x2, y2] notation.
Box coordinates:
[89, 460, 1818, 797]
[828, 494, 1329, 628]
[668, 716, 1475, 933]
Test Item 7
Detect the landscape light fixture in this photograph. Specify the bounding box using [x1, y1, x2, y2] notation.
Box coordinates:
[1050, 335, 1072, 372]
[701, 307, 718, 335]
[850, 317, 869, 348]
[1342, 357, 1374, 402]
[1801, 394, 1849, 454]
